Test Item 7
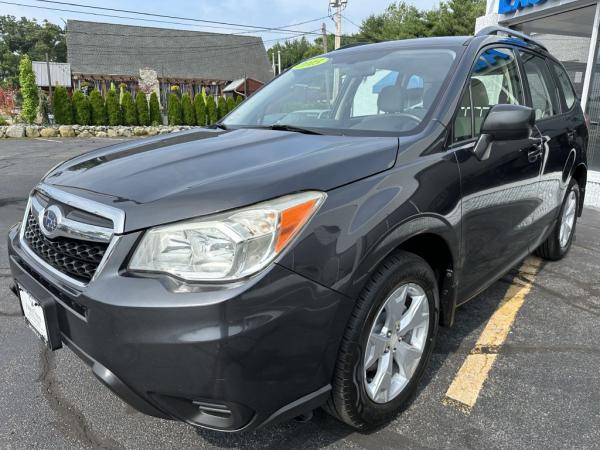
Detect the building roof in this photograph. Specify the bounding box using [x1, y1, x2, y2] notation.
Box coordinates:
[66, 20, 274, 82]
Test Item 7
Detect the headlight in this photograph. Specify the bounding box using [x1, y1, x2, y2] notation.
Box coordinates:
[128, 191, 326, 281]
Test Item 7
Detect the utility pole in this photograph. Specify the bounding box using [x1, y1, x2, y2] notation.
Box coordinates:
[277, 50, 282, 75]
[271, 52, 276, 76]
[329, 0, 347, 50]
[321, 23, 328, 53]
[45, 52, 53, 108]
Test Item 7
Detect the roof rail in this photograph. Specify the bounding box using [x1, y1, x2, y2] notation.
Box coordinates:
[335, 42, 370, 50]
[475, 26, 548, 52]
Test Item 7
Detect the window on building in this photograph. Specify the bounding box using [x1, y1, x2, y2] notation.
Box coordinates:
[520, 52, 560, 120]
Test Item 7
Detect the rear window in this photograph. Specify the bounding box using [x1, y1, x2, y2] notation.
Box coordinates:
[551, 61, 577, 110]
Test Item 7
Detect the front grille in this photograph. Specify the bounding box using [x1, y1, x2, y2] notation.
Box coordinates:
[23, 212, 108, 282]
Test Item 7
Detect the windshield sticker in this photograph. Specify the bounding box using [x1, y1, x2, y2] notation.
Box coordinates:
[293, 57, 329, 70]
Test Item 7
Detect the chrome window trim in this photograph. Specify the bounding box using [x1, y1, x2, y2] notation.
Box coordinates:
[36, 183, 126, 234]
[19, 185, 125, 289]
[30, 195, 113, 243]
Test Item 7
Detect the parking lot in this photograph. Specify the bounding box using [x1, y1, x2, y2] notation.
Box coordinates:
[0, 138, 599, 450]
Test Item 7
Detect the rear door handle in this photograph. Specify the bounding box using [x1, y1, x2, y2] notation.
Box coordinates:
[567, 129, 577, 142]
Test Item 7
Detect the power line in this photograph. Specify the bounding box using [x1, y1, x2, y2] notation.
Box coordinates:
[341, 14, 361, 29]
[11, 0, 328, 35]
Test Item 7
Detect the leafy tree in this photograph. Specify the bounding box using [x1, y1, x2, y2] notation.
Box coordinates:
[89, 88, 107, 125]
[121, 91, 137, 126]
[136, 91, 149, 126]
[193, 93, 206, 126]
[72, 90, 91, 125]
[217, 96, 228, 120]
[235, 96, 243, 107]
[168, 93, 182, 125]
[0, 16, 66, 87]
[181, 93, 195, 125]
[18, 55, 38, 123]
[205, 95, 217, 125]
[226, 96, 236, 113]
[119, 83, 126, 105]
[106, 84, 120, 126]
[149, 92, 161, 125]
[52, 85, 71, 124]
[432, 0, 486, 36]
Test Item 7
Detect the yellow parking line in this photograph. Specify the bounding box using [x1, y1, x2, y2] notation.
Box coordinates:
[443, 256, 542, 412]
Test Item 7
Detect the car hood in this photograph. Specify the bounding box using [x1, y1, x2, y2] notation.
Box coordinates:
[44, 128, 398, 232]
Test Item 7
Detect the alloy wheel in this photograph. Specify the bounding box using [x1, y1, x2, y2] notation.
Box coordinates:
[363, 283, 430, 404]
[559, 190, 577, 249]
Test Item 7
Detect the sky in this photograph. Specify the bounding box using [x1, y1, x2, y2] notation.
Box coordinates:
[0, 0, 439, 46]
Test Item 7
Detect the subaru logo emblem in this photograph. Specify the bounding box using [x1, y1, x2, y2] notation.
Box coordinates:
[39, 205, 62, 238]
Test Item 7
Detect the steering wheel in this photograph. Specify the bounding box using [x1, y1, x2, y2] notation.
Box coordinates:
[392, 112, 423, 125]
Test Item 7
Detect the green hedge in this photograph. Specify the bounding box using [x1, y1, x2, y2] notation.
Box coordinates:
[72, 90, 91, 126]
[52, 86, 72, 125]
[206, 96, 217, 125]
[136, 92, 149, 126]
[194, 94, 206, 126]
[89, 89, 107, 126]
[182, 93, 195, 126]
[217, 96, 227, 120]
[19, 55, 38, 124]
[168, 93, 182, 126]
[149, 92, 161, 125]
[106, 87, 120, 126]
[121, 92, 137, 126]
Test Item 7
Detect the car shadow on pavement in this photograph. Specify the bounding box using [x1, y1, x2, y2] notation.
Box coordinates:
[194, 264, 533, 449]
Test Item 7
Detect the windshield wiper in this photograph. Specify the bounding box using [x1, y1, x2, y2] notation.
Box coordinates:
[213, 123, 228, 130]
[269, 123, 324, 135]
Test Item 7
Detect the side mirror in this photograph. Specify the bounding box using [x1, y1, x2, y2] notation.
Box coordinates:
[473, 104, 535, 160]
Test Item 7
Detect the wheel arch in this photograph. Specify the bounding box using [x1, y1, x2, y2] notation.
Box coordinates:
[354, 215, 459, 327]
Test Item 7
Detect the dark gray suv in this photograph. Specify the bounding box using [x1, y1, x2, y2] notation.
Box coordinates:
[8, 27, 587, 432]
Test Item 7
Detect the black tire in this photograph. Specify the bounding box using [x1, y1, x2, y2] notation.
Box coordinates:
[535, 180, 580, 261]
[326, 251, 439, 430]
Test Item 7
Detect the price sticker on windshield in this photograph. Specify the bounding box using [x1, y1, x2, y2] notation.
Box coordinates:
[293, 57, 329, 70]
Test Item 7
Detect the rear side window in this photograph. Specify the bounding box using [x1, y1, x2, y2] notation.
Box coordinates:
[520, 52, 560, 120]
[551, 61, 577, 110]
[453, 47, 524, 143]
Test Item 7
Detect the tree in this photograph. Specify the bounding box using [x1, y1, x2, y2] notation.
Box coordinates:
[205, 96, 217, 125]
[106, 84, 120, 126]
[72, 90, 91, 125]
[0, 16, 66, 87]
[226, 96, 236, 113]
[52, 85, 72, 124]
[217, 96, 228, 120]
[18, 55, 38, 123]
[168, 93, 182, 125]
[0, 86, 16, 119]
[89, 88, 107, 125]
[432, 0, 486, 36]
[235, 96, 243, 107]
[181, 93, 195, 125]
[193, 93, 206, 126]
[149, 92, 161, 125]
[136, 91, 149, 126]
[121, 91, 137, 126]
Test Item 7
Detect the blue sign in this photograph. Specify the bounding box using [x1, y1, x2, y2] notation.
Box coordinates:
[498, 0, 548, 14]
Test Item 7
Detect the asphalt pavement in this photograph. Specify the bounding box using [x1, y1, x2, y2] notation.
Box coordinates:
[1, 138, 599, 450]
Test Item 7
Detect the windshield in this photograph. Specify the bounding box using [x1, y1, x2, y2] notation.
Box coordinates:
[224, 46, 458, 135]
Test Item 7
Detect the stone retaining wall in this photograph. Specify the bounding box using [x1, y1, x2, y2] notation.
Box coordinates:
[0, 124, 196, 139]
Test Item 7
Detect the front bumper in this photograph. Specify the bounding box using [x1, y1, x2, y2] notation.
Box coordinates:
[8, 224, 351, 431]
